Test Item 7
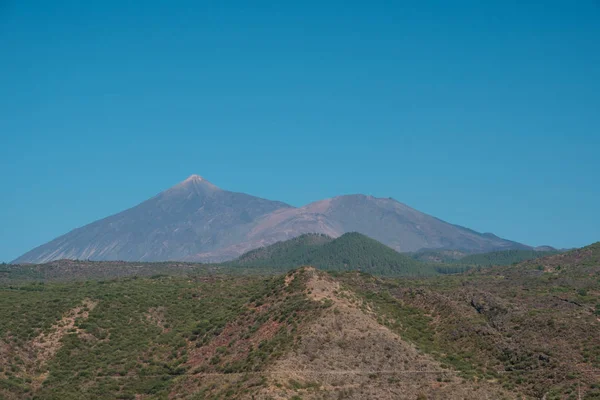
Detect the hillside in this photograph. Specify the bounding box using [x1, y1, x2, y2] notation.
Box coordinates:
[0, 267, 517, 400]
[0, 242, 570, 284]
[519, 241, 600, 269]
[454, 248, 561, 266]
[410, 249, 468, 263]
[231, 232, 436, 276]
[410, 248, 561, 267]
[233, 233, 334, 265]
[234, 194, 530, 259]
[334, 243, 600, 399]
[2, 242, 600, 399]
[0, 260, 212, 284]
[13, 175, 530, 264]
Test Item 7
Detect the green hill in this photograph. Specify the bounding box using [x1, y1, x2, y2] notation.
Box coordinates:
[231, 232, 441, 276]
[518, 241, 599, 269]
[233, 233, 334, 266]
[453, 249, 560, 266]
[410, 249, 468, 263]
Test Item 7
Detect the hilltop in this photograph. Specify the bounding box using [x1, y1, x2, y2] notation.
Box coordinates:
[232, 233, 334, 265]
[231, 232, 436, 276]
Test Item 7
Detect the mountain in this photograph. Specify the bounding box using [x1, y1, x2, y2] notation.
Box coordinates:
[13, 175, 291, 263]
[212, 194, 530, 261]
[231, 232, 430, 275]
[13, 175, 530, 264]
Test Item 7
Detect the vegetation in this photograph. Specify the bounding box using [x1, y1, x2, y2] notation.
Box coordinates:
[454, 249, 560, 266]
[411, 248, 561, 267]
[232, 233, 334, 265]
[0, 259, 204, 283]
[410, 249, 468, 263]
[233, 234, 559, 276]
[0, 259, 282, 284]
[2, 241, 599, 399]
[337, 242, 600, 399]
[0, 271, 330, 399]
[230, 232, 466, 276]
[4, 236, 555, 285]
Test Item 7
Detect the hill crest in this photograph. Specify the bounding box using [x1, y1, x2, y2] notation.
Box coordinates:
[231, 232, 435, 276]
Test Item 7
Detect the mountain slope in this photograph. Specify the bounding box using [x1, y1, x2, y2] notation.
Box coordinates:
[334, 242, 600, 399]
[231, 232, 433, 276]
[232, 233, 334, 265]
[518, 241, 600, 269]
[13, 175, 291, 263]
[217, 194, 529, 259]
[0, 266, 519, 399]
[323, 195, 530, 252]
[250, 268, 515, 400]
[13, 176, 530, 264]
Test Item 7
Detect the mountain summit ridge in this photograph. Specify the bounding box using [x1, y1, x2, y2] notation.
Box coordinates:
[13, 175, 530, 264]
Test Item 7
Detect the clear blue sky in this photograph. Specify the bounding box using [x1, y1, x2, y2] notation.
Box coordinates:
[1, 1, 599, 262]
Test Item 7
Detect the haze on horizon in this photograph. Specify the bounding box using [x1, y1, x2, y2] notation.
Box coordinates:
[1, 1, 599, 262]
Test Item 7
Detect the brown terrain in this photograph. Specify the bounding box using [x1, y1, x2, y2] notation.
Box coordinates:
[1, 243, 598, 399]
[170, 268, 516, 399]
[0, 299, 97, 399]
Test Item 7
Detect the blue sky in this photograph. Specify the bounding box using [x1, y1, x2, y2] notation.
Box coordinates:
[1, 1, 599, 261]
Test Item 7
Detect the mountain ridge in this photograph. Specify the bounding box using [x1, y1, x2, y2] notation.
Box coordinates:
[13, 175, 531, 264]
